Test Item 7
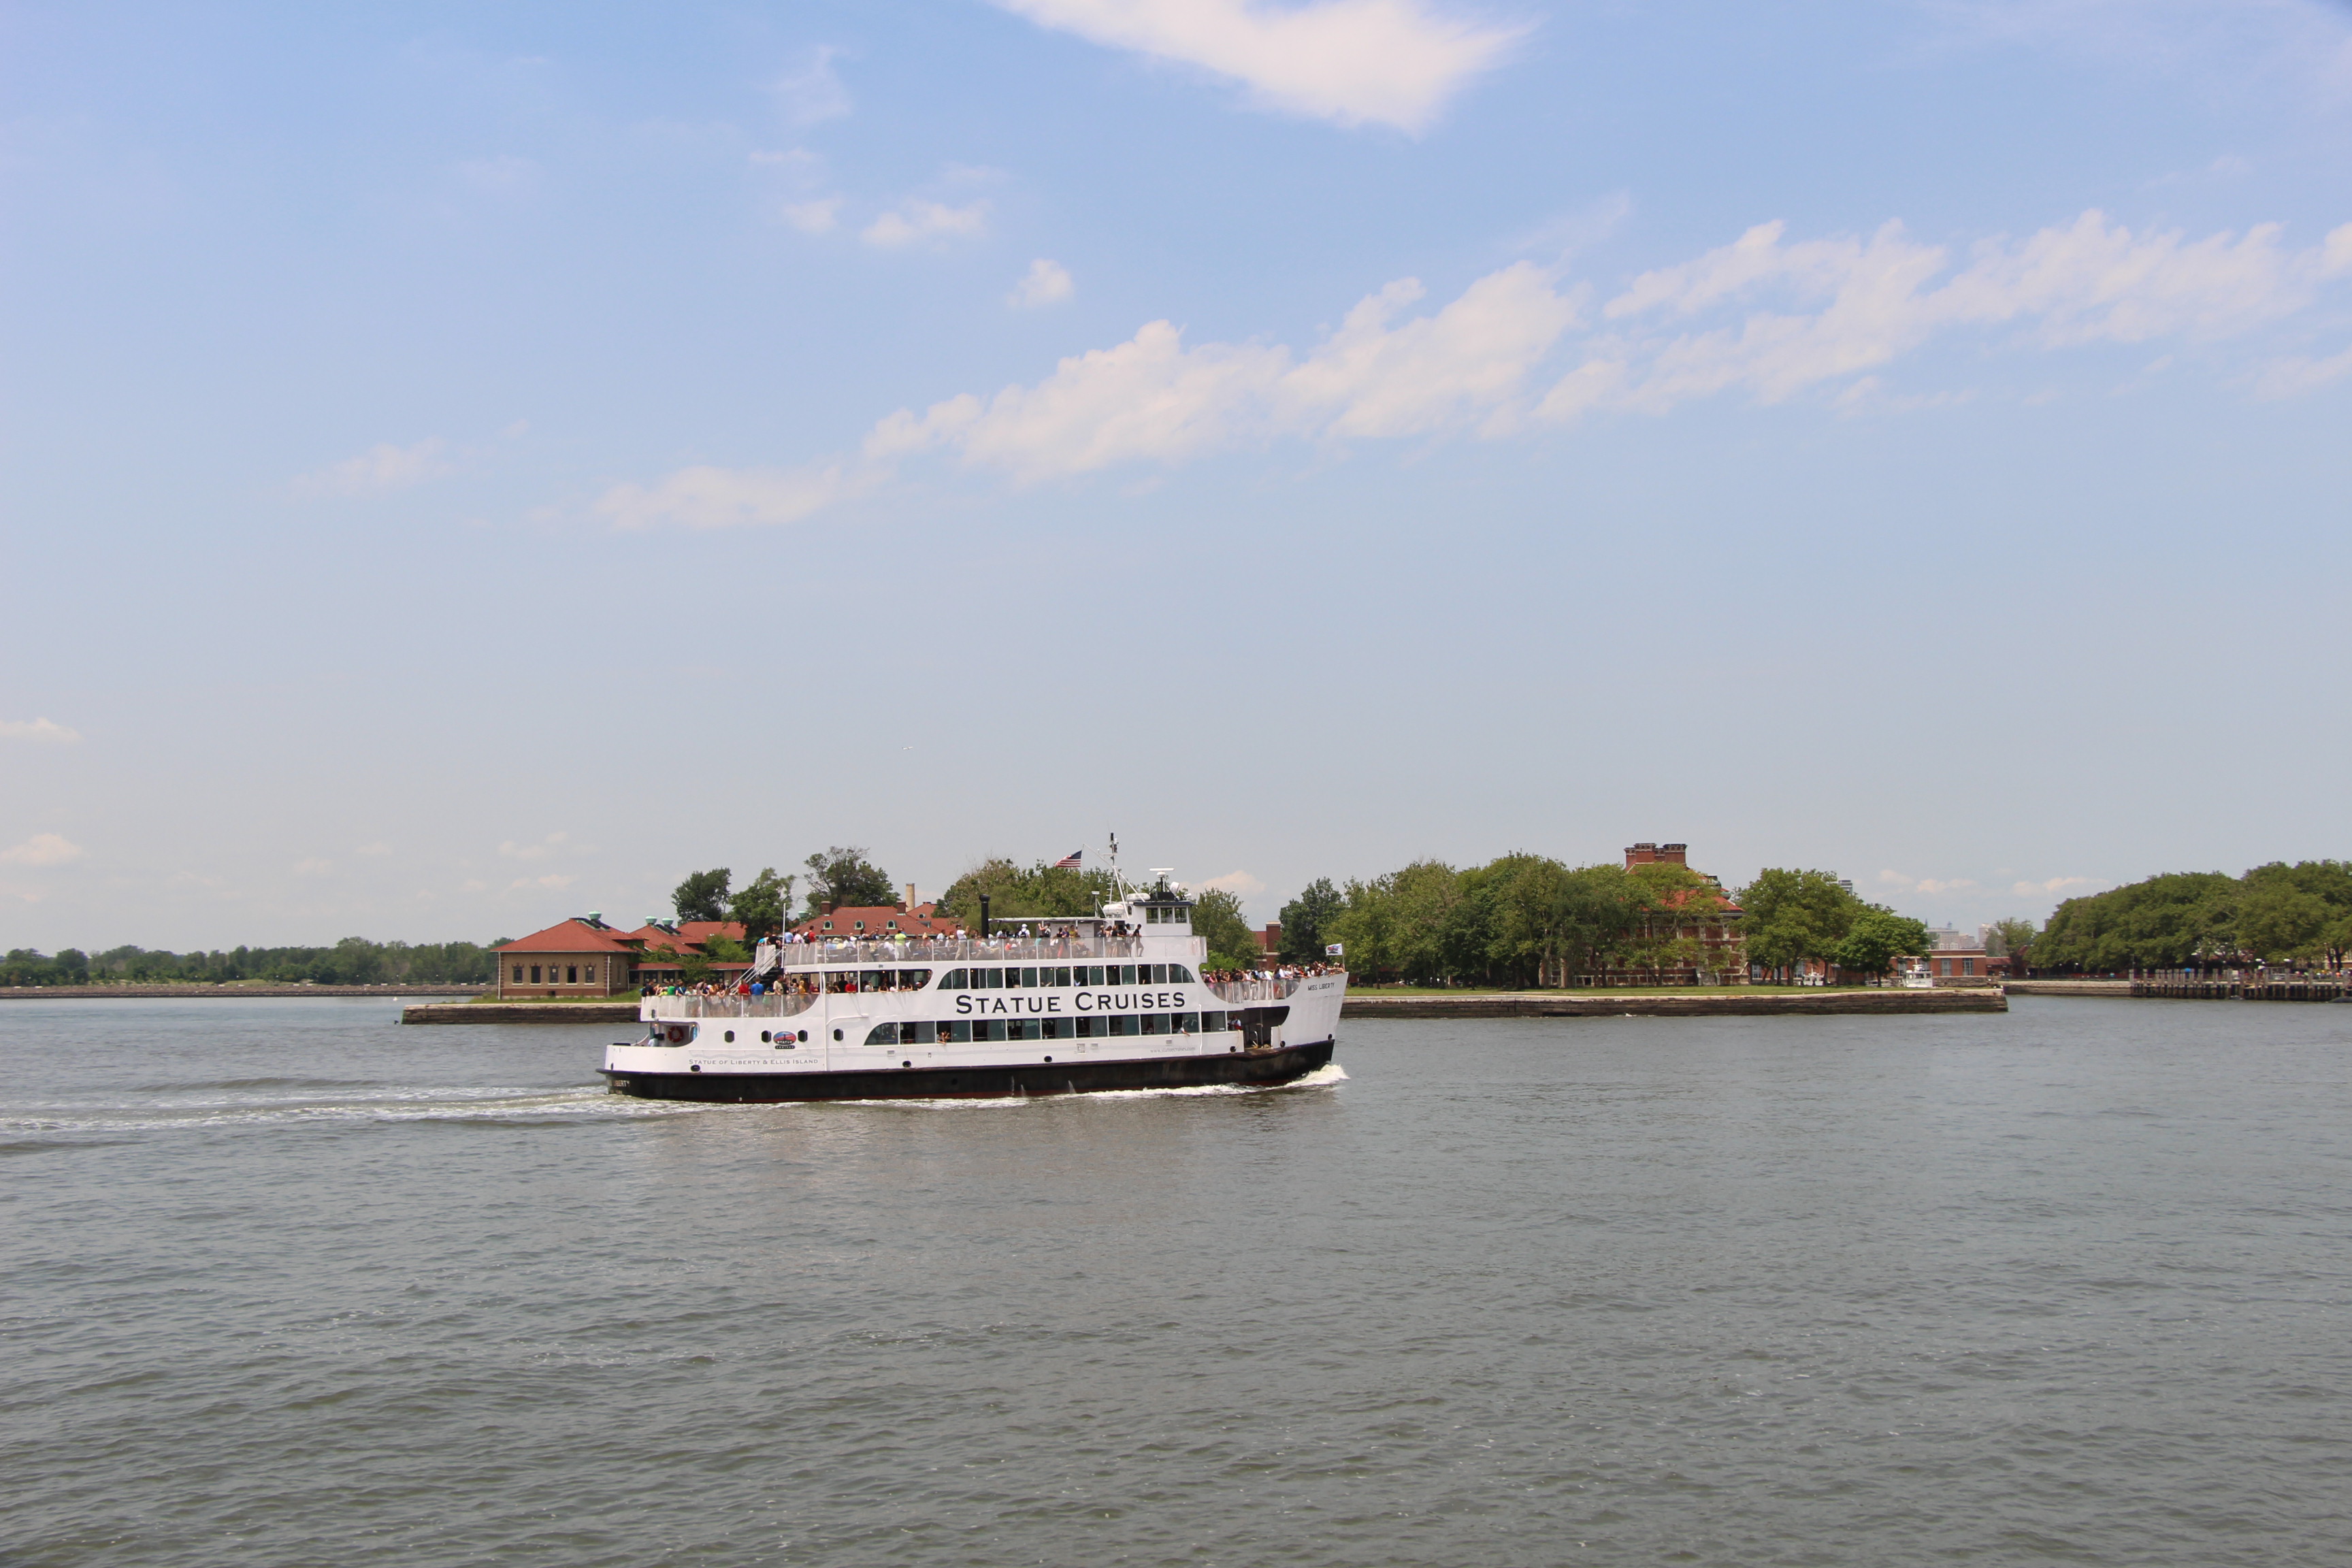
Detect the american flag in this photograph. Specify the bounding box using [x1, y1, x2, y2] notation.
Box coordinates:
[1051, 849, 1083, 870]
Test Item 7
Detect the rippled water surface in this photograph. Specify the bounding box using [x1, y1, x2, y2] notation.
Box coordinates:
[5, 996, 2350, 1566]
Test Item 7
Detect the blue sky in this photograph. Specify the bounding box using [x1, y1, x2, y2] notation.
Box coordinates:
[4, 0, 2349, 948]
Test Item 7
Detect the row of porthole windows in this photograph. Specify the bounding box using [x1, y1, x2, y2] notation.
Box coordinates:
[865, 1013, 1226, 1044]
[514, 962, 597, 984]
[938, 964, 1192, 990]
[679, 1012, 1235, 1049]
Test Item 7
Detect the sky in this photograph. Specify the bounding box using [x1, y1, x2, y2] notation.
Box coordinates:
[3, 0, 2350, 951]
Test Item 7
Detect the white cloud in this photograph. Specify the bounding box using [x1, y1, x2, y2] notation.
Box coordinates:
[1881, 868, 1978, 895]
[773, 46, 853, 124]
[595, 461, 877, 530]
[512, 874, 577, 892]
[781, 196, 844, 233]
[1202, 869, 1266, 895]
[1010, 258, 1076, 307]
[295, 438, 454, 496]
[861, 199, 990, 247]
[601, 208, 2352, 527]
[457, 154, 538, 193]
[1548, 211, 2352, 419]
[868, 260, 1575, 480]
[0, 832, 83, 867]
[0, 717, 80, 744]
[498, 832, 569, 862]
[356, 842, 393, 858]
[293, 856, 333, 877]
[2013, 875, 2100, 897]
[2251, 341, 2352, 398]
[994, 0, 1526, 131]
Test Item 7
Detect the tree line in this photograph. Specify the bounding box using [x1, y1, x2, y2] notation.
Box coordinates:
[1284, 855, 1936, 987]
[2027, 861, 2352, 972]
[1, 938, 499, 988]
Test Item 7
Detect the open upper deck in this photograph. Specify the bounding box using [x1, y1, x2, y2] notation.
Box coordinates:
[763, 932, 1149, 969]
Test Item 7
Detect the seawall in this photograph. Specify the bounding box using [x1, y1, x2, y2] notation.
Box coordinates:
[5, 984, 482, 1000]
[404, 1002, 640, 1024]
[1341, 988, 2006, 1019]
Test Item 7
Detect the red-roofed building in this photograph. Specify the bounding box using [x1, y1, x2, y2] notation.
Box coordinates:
[495, 917, 644, 998]
[621, 920, 752, 990]
[1542, 843, 1748, 986]
[792, 901, 963, 941]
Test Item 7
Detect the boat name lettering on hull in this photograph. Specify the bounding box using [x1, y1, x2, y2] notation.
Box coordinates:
[955, 990, 1188, 1015]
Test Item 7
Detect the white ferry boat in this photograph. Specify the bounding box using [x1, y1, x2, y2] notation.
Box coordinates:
[601, 869, 1345, 1102]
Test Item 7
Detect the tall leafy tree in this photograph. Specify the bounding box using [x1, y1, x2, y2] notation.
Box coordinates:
[2032, 872, 2239, 970]
[801, 847, 896, 913]
[728, 867, 796, 941]
[1983, 917, 2038, 961]
[937, 856, 1120, 926]
[1833, 910, 1933, 981]
[1189, 887, 1260, 972]
[672, 868, 732, 924]
[1277, 877, 1345, 963]
[1737, 869, 1863, 979]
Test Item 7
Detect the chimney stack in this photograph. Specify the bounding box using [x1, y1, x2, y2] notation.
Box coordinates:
[902, 882, 915, 911]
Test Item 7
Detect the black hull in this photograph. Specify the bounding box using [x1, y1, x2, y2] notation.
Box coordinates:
[602, 1039, 1336, 1102]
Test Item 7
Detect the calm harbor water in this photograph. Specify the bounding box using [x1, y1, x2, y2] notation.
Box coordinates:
[4, 996, 2348, 1566]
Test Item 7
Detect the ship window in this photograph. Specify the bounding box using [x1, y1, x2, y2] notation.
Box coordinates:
[1110, 1015, 1139, 1036]
[1052, 966, 1071, 987]
[1149, 964, 1168, 984]
[860, 970, 886, 992]
[1201, 1010, 1226, 1032]
[900, 1022, 921, 1045]
[940, 968, 967, 989]
[1010, 1018, 1041, 1041]
[1173, 1013, 1198, 1033]
[865, 1024, 897, 1045]
[981, 966, 1002, 988]
[1043, 1017, 1072, 1040]
[825, 971, 855, 993]
[1085, 965, 1105, 986]
[899, 969, 930, 990]
[1117, 964, 1137, 985]
[949, 1020, 972, 1043]
[1169, 965, 1194, 983]
[1021, 966, 1037, 987]
[1075, 1015, 1102, 1038]
[1141, 1014, 1169, 1035]
[979, 1019, 1007, 1042]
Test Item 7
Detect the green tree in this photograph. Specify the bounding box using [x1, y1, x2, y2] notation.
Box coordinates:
[1189, 887, 1261, 972]
[1833, 910, 1933, 981]
[1737, 869, 1863, 980]
[728, 867, 795, 941]
[937, 856, 1120, 928]
[802, 846, 895, 913]
[1982, 917, 2038, 961]
[673, 868, 732, 924]
[1277, 877, 1345, 963]
[2032, 872, 2238, 971]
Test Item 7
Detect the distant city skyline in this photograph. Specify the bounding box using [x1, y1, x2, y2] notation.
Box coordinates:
[5, 0, 2348, 950]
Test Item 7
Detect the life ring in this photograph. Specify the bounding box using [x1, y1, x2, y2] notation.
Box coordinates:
[664, 1024, 690, 1045]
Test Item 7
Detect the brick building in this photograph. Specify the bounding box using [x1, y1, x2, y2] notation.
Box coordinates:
[494, 916, 643, 998]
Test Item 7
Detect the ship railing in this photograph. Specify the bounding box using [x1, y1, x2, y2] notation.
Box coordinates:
[1208, 977, 1305, 1004]
[766, 934, 1145, 968]
[649, 990, 823, 1021]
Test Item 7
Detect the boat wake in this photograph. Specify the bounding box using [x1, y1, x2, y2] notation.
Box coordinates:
[2, 1081, 709, 1137]
[830, 1060, 1350, 1110]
